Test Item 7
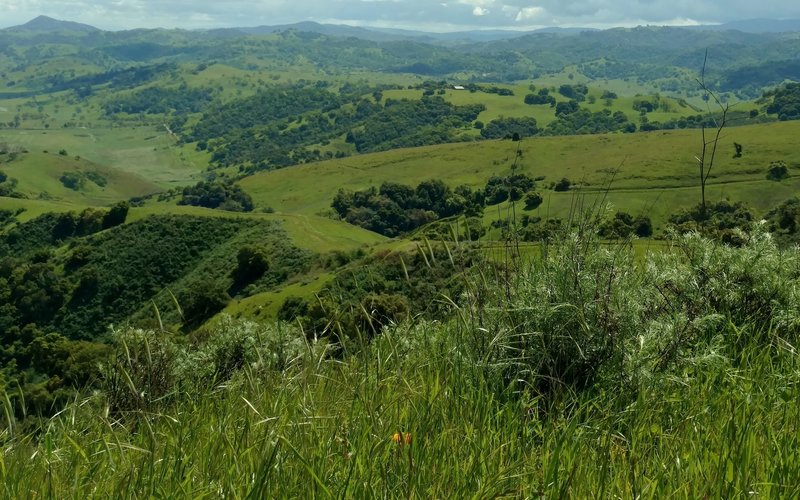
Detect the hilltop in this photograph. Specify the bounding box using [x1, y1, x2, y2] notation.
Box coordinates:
[5, 15, 100, 33]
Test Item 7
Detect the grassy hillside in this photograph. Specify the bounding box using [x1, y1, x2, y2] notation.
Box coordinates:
[240, 120, 800, 230]
[3, 227, 799, 497]
[1, 127, 203, 189]
[1, 150, 159, 204]
[2, 23, 800, 495]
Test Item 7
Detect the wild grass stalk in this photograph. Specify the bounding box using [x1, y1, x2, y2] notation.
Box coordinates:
[2, 224, 799, 496]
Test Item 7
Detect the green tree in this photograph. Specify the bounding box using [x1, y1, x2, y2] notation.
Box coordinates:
[234, 245, 270, 284]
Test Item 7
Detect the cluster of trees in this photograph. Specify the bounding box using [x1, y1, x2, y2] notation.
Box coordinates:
[484, 173, 537, 204]
[347, 97, 484, 152]
[333, 173, 543, 236]
[720, 60, 800, 94]
[468, 84, 515, 96]
[203, 85, 393, 170]
[44, 63, 177, 94]
[178, 180, 254, 212]
[332, 180, 484, 237]
[0, 214, 311, 415]
[103, 85, 215, 115]
[488, 99, 636, 139]
[765, 82, 800, 121]
[632, 95, 671, 114]
[524, 88, 556, 106]
[187, 83, 486, 171]
[558, 84, 589, 101]
[186, 84, 342, 144]
[1, 203, 128, 254]
[59, 171, 107, 191]
[668, 201, 754, 246]
[0, 169, 22, 197]
[544, 108, 635, 135]
[598, 212, 653, 239]
[479, 117, 539, 140]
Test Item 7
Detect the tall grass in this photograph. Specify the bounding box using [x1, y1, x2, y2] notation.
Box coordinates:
[2, 226, 799, 497]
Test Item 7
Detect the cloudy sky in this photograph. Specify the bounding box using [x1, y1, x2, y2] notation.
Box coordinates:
[1, 0, 799, 32]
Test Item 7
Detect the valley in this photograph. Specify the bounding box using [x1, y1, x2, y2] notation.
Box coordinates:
[1, 12, 800, 496]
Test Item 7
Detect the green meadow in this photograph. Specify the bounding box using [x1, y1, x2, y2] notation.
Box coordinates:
[241, 120, 800, 228]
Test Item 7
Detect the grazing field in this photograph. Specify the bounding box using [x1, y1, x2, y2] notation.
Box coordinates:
[1, 127, 204, 190]
[240, 120, 800, 228]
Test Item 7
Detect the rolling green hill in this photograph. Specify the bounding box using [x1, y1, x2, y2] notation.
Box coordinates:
[239, 120, 800, 230]
[2, 18, 800, 496]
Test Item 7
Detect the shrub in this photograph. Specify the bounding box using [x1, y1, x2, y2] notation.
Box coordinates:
[234, 245, 270, 285]
[59, 172, 85, 191]
[766, 161, 789, 181]
[472, 224, 800, 398]
[523, 192, 543, 210]
[102, 328, 179, 413]
[553, 178, 571, 192]
[765, 197, 800, 245]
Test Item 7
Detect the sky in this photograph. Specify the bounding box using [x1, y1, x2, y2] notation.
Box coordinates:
[1, 0, 799, 32]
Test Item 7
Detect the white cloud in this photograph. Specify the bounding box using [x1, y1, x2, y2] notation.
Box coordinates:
[0, 0, 799, 31]
[515, 6, 544, 21]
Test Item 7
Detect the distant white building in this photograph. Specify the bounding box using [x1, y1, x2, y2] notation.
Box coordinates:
[453, 85, 465, 90]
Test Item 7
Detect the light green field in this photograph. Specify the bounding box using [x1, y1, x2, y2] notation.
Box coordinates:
[217, 272, 333, 324]
[0, 197, 90, 221]
[240, 120, 800, 226]
[1, 151, 160, 204]
[128, 203, 386, 252]
[383, 81, 711, 132]
[1, 127, 204, 190]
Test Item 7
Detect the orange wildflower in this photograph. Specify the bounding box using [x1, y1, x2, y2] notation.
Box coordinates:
[391, 432, 412, 446]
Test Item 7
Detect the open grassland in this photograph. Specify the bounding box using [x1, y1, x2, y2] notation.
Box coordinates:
[1, 127, 203, 189]
[241, 120, 800, 226]
[217, 272, 334, 323]
[383, 82, 694, 128]
[1, 151, 160, 204]
[128, 203, 386, 252]
[0, 196, 90, 221]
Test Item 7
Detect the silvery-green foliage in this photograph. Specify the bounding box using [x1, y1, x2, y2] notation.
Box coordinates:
[184, 315, 318, 382]
[478, 230, 649, 393]
[627, 227, 799, 385]
[648, 228, 800, 335]
[473, 224, 800, 396]
[103, 317, 317, 413]
[102, 327, 180, 413]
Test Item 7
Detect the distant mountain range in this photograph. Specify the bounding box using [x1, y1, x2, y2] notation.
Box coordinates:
[6, 15, 100, 33]
[4, 15, 800, 43]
